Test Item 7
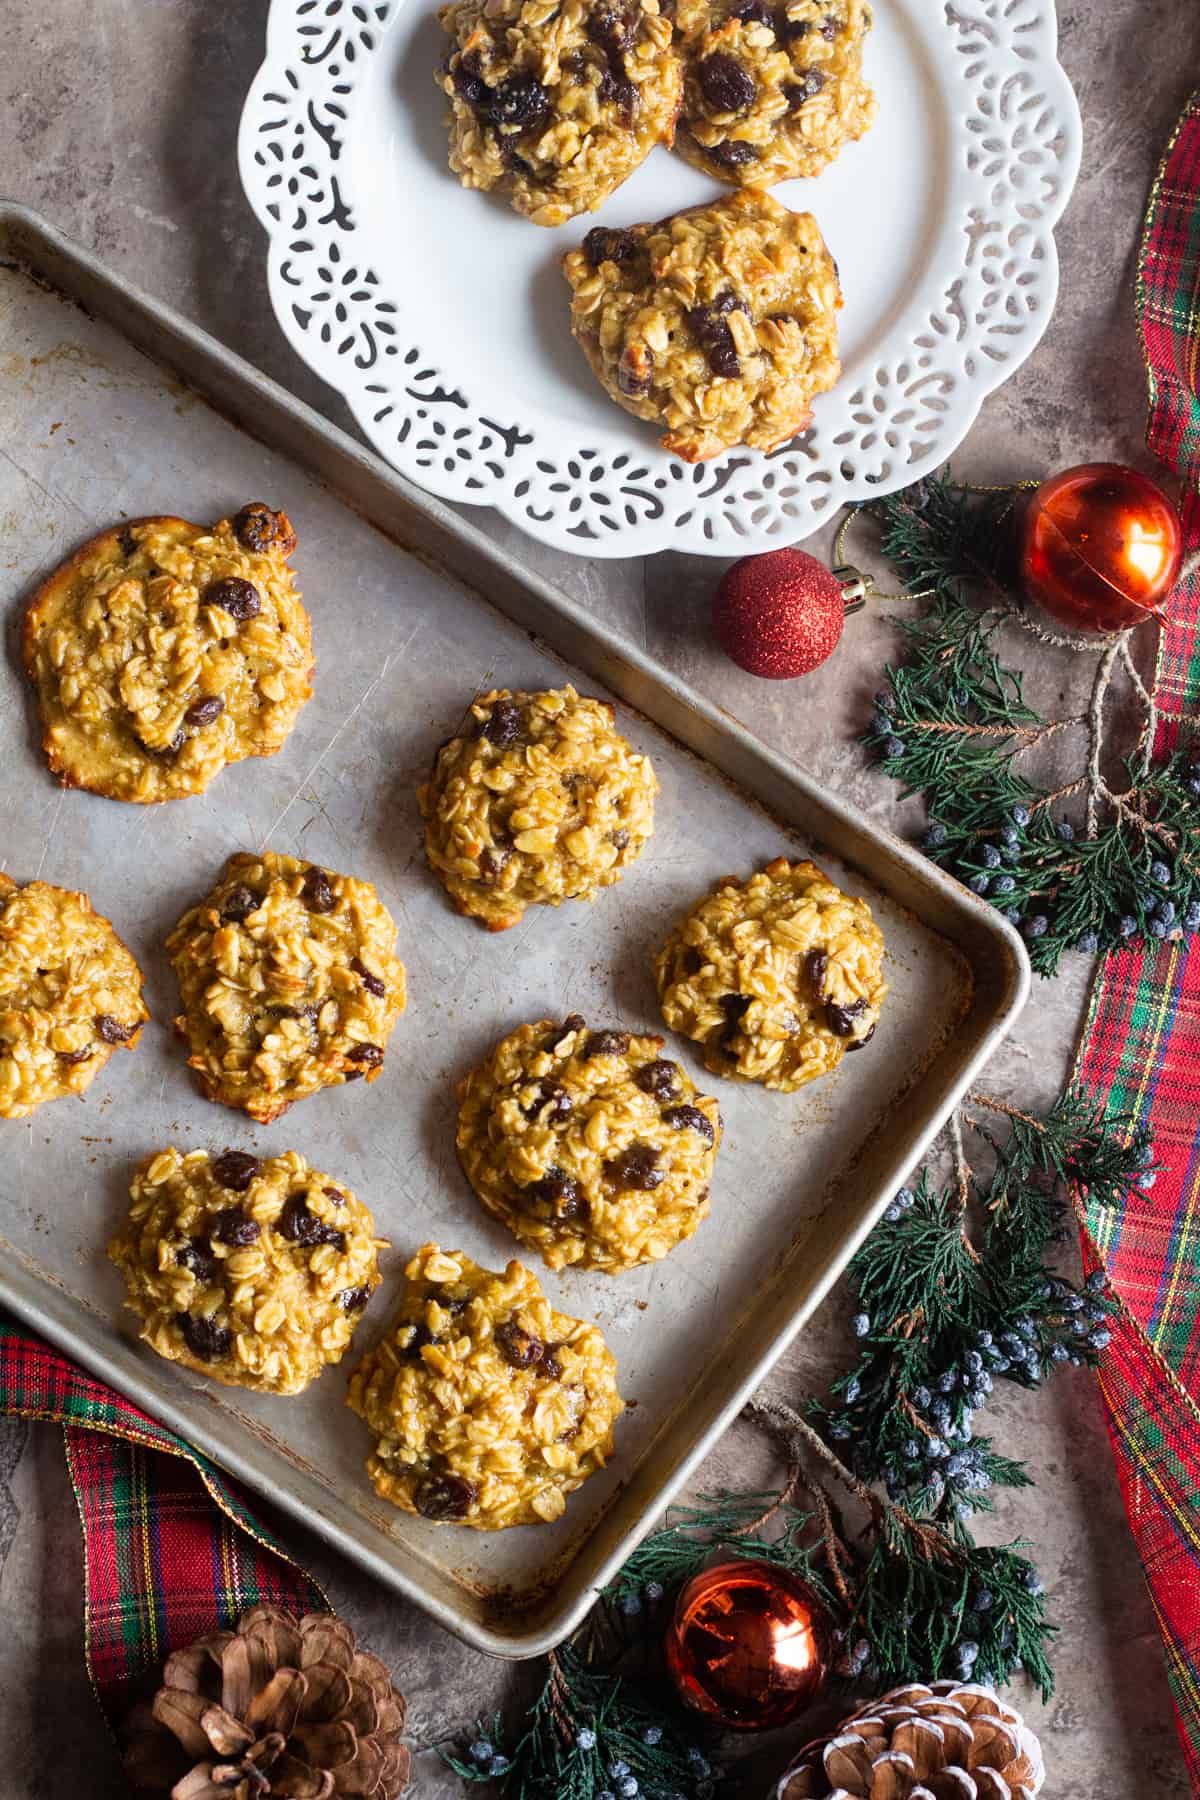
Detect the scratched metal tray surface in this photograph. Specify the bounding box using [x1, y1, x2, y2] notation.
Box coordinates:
[0, 205, 1029, 1656]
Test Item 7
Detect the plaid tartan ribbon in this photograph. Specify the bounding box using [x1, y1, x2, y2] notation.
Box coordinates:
[1073, 90, 1200, 1792]
[0, 1314, 324, 1717]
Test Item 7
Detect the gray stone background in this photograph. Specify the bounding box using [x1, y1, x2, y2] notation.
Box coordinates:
[2, 2, 1198, 1794]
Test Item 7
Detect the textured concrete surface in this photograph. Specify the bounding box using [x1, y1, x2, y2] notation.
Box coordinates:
[1, 3, 1198, 1795]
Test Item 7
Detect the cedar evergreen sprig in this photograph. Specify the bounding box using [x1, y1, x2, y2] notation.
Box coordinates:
[607, 1489, 827, 1604]
[847, 1520, 1055, 1700]
[441, 1642, 721, 1800]
[856, 472, 1200, 974]
[443, 1092, 1150, 1793]
[810, 1091, 1143, 1538]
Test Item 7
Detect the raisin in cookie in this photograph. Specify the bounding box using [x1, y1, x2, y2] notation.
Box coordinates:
[0, 873, 147, 1120]
[346, 1243, 623, 1528]
[168, 851, 407, 1123]
[674, 0, 875, 185]
[457, 1016, 720, 1271]
[562, 190, 841, 461]
[437, 0, 681, 226]
[22, 505, 313, 804]
[655, 856, 886, 1090]
[419, 685, 657, 931]
[109, 1147, 383, 1395]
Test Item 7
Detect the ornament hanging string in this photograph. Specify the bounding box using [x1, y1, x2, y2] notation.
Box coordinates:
[833, 478, 1199, 645]
[851, 467, 1200, 972]
[713, 467, 1187, 684]
[830, 477, 1041, 608]
[838, 477, 1171, 842]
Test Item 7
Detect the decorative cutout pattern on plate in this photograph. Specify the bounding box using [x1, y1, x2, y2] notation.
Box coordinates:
[238, 0, 1081, 557]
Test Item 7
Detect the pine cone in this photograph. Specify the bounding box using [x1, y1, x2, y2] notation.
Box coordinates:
[773, 1681, 1044, 1800]
[123, 1604, 410, 1799]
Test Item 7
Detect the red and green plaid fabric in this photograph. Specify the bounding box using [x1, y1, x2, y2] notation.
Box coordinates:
[1073, 89, 1200, 1792]
[0, 1314, 324, 1714]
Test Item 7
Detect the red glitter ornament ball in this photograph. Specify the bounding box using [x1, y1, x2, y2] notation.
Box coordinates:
[664, 1558, 832, 1732]
[714, 548, 854, 678]
[1020, 461, 1184, 633]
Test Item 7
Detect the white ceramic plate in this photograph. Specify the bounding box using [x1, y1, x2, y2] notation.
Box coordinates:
[239, 0, 1081, 557]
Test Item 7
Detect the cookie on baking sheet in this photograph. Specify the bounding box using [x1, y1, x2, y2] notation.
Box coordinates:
[346, 1243, 624, 1528]
[436, 0, 681, 226]
[674, 0, 876, 186]
[109, 1146, 383, 1396]
[561, 190, 842, 461]
[456, 1014, 720, 1271]
[418, 684, 657, 930]
[655, 855, 886, 1090]
[167, 851, 407, 1124]
[0, 872, 147, 1120]
[22, 503, 313, 804]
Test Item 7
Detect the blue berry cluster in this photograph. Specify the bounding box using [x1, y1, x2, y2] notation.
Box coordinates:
[951, 1586, 1010, 1679]
[834, 1635, 873, 1680]
[871, 691, 907, 763]
[947, 1560, 1045, 1683]
[466, 1711, 718, 1800]
[615, 1579, 665, 1618]
[881, 1185, 917, 1225]
[1137, 858, 1188, 941]
[885, 1336, 1003, 1508]
[687, 1746, 715, 1790]
[1038, 1276, 1113, 1355]
[593, 1758, 641, 1800]
[952, 806, 1051, 929]
[466, 1736, 512, 1781]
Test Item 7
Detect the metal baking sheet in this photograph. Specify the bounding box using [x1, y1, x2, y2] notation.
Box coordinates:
[0, 204, 1029, 1657]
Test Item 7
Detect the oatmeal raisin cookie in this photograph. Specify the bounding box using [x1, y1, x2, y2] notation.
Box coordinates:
[418, 685, 657, 930]
[109, 1146, 382, 1395]
[167, 851, 406, 1123]
[346, 1243, 623, 1528]
[437, 0, 681, 225]
[0, 873, 147, 1119]
[655, 856, 886, 1089]
[562, 190, 841, 461]
[675, 0, 876, 186]
[22, 505, 313, 804]
[457, 1014, 720, 1271]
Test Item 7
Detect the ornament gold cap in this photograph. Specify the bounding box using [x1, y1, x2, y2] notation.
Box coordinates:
[833, 564, 870, 613]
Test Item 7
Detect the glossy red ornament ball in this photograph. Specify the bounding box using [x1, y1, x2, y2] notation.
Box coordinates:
[1020, 461, 1183, 633]
[714, 548, 852, 678]
[664, 1558, 832, 1732]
